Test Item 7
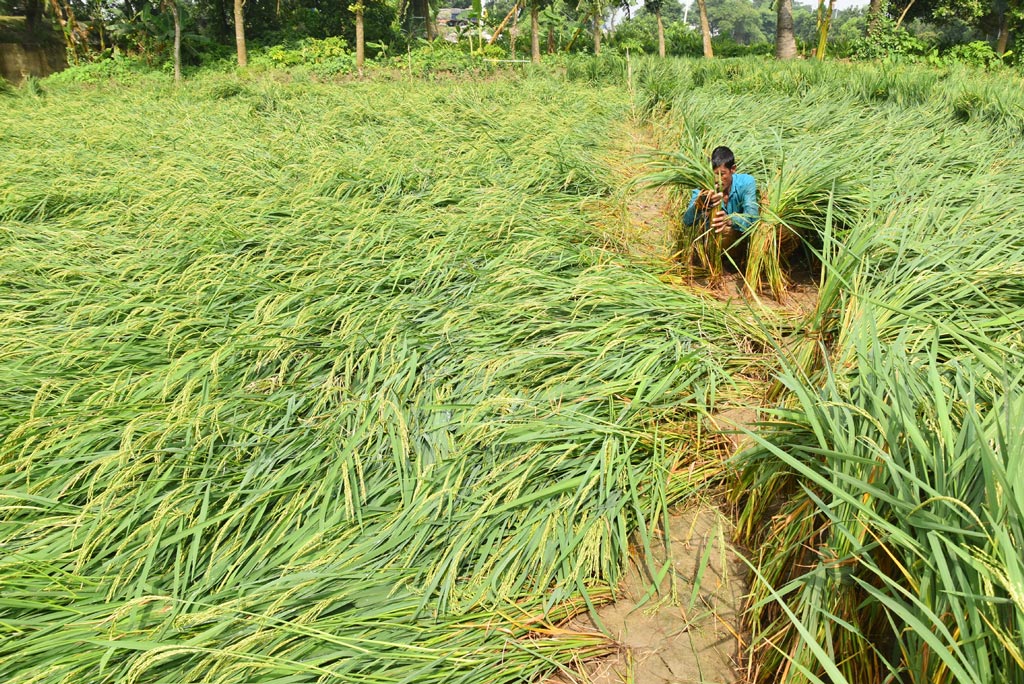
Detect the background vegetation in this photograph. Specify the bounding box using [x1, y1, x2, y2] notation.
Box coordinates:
[0, 0, 1020, 81]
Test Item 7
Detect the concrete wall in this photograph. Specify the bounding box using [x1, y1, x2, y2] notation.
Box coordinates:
[1, 42, 67, 83]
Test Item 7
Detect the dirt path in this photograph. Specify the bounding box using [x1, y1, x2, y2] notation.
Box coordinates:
[564, 505, 747, 684]
[539, 120, 820, 684]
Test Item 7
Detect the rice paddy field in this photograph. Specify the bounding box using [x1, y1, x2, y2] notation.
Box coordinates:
[1, 57, 1022, 683]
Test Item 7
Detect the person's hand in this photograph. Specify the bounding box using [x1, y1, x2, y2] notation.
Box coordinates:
[711, 210, 733, 234]
[701, 190, 724, 207]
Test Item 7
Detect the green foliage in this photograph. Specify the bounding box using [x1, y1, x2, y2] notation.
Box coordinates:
[40, 52, 167, 85]
[944, 39, 1002, 67]
[106, 1, 216, 67]
[385, 41, 502, 76]
[705, 0, 770, 44]
[852, 16, 929, 60]
[250, 36, 357, 76]
[230, 0, 395, 50]
[609, 15, 703, 57]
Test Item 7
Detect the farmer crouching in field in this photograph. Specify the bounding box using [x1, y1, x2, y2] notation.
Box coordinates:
[682, 146, 759, 266]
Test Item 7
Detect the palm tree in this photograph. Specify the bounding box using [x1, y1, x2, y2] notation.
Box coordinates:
[163, 0, 181, 81]
[530, 0, 542, 63]
[775, 0, 797, 59]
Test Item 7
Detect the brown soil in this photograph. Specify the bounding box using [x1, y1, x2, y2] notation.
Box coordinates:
[552, 505, 747, 684]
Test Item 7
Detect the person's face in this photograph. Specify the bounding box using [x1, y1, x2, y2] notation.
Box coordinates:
[713, 165, 734, 194]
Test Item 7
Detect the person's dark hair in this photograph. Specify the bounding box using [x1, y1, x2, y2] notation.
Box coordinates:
[710, 146, 735, 170]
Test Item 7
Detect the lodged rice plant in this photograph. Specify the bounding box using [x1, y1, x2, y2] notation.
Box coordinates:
[721, 76, 1024, 683]
[734, 214, 1024, 683]
[625, 55, 1024, 682]
[6, 53, 1023, 684]
[0, 72, 766, 683]
[631, 56, 1024, 138]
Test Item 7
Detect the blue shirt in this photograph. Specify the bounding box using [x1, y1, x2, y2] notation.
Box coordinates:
[682, 173, 759, 233]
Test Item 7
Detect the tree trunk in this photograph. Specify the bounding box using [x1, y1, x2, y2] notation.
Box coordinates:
[867, 0, 882, 34]
[775, 0, 797, 59]
[25, 0, 43, 33]
[593, 14, 601, 54]
[531, 5, 540, 63]
[697, 0, 713, 58]
[511, 5, 518, 58]
[997, 11, 1009, 55]
[656, 9, 665, 57]
[169, 0, 181, 82]
[234, 0, 247, 66]
[547, 27, 554, 54]
[894, 0, 916, 29]
[355, 6, 365, 75]
[423, 0, 436, 40]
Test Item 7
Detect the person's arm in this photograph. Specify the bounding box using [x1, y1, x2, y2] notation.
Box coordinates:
[682, 189, 701, 227]
[731, 177, 759, 233]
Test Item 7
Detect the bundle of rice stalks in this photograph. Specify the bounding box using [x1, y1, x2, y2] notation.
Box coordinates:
[635, 125, 722, 275]
[639, 134, 862, 298]
[747, 153, 863, 299]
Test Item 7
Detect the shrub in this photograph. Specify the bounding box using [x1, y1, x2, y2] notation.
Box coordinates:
[944, 40, 1002, 68]
[851, 17, 929, 61]
[41, 53, 166, 86]
[250, 37, 356, 76]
